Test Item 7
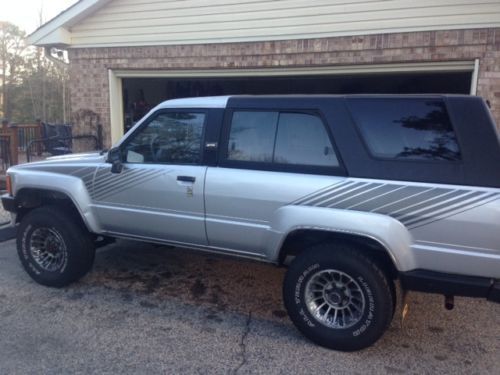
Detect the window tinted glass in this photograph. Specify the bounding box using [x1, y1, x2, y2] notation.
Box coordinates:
[123, 112, 205, 164]
[227, 110, 339, 168]
[349, 99, 461, 161]
[274, 113, 339, 166]
[228, 111, 278, 162]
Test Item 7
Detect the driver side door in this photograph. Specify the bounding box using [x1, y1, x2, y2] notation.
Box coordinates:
[91, 109, 208, 246]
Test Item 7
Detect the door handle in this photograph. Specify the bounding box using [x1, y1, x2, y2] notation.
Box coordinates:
[177, 175, 196, 183]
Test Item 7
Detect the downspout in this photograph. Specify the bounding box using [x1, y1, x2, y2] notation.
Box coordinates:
[44, 47, 69, 123]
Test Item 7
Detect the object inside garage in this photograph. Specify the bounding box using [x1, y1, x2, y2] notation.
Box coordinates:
[122, 71, 472, 131]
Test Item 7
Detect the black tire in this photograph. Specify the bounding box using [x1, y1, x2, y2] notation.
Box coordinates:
[17, 206, 95, 288]
[283, 243, 394, 351]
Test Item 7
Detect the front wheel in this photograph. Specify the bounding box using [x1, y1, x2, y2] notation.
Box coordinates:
[17, 206, 95, 288]
[283, 244, 394, 351]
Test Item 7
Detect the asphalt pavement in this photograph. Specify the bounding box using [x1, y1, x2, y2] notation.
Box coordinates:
[0, 239, 499, 374]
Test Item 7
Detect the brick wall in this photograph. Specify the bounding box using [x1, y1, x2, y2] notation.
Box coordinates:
[68, 28, 500, 147]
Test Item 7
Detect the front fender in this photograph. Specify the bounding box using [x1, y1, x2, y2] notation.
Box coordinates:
[11, 170, 101, 233]
[266, 205, 416, 271]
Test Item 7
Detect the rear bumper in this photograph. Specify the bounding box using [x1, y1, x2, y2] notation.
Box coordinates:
[400, 270, 500, 303]
[1, 194, 17, 213]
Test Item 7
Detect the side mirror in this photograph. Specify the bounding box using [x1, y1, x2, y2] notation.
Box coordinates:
[107, 147, 123, 174]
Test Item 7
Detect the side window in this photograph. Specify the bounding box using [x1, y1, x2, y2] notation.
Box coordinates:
[123, 112, 205, 164]
[349, 99, 461, 161]
[274, 113, 339, 166]
[227, 110, 339, 168]
[228, 111, 278, 162]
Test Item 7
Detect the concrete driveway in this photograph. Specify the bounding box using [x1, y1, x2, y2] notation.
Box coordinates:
[0, 239, 499, 374]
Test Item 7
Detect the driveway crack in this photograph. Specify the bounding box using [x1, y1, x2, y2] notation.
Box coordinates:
[232, 311, 252, 374]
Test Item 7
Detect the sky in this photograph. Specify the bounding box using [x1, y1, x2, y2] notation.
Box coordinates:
[0, 0, 78, 35]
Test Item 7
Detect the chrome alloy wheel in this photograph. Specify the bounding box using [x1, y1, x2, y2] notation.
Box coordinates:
[305, 269, 366, 329]
[29, 227, 67, 272]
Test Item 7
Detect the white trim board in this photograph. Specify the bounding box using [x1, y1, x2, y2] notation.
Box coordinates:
[112, 61, 476, 79]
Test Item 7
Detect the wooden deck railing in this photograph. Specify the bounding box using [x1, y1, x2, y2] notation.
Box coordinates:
[0, 123, 42, 168]
[0, 123, 102, 170]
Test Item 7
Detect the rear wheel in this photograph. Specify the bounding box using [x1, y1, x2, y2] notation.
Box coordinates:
[283, 243, 394, 351]
[17, 206, 95, 287]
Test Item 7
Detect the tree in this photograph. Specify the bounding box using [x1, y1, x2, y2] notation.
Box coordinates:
[0, 21, 27, 120]
[0, 21, 70, 124]
[22, 49, 70, 123]
[395, 100, 461, 161]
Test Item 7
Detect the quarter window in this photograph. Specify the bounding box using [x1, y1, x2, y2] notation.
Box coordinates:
[274, 113, 338, 166]
[349, 99, 461, 161]
[227, 111, 339, 167]
[123, 112, 205, 164]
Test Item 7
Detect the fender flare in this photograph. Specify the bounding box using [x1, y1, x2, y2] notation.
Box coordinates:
[265, 205, 416, 272]
[12, 170, 101, 233]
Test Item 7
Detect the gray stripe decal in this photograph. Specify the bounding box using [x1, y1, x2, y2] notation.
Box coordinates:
[93, 168, 143, 188]
[325, 183, 384, 208]
[95, 167, 113, 179]
[368, 186, 432, 213]
[94, 174, 163, 201]
[292, 179, 500, 229]
[93, 168, 135, 187]
[293, 180, 355, 205]
[389, 190, 468, 219]
[405, 193, 499, 228]
[70, 166, 95, 177]
[93, 170, 162, 200]
[93, 171, 160, 196]
[335, 184, 394, 209]
[30, 166, 78, 174]
[93, 169, 146, 193]
[346, 185, 407, 210]
[396, 191, 481, 223]
[364, 186, 430, 212]
[22, 165, 97, 191]
[308, 182, 369, 206]
[93, 169, 164, 201]
[75, 170, 97, 181]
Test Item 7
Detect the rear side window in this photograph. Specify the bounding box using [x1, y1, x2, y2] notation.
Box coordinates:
[227, 111, 339, 167]
[274, 113, 338, 166]
[228, 111, 278, 162]
[349, 99, 461, 161]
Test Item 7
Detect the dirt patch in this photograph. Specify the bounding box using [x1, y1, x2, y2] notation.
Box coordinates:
[85, 241, 286, 322]
[190, 279, 207, 298]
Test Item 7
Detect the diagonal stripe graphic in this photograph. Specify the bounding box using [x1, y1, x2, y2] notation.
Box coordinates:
[345, 185, 407, 210]
[325, 183, 384, 208]
[92, 170, 162, 199]
[308, 182, 369, 207]
[397, 191, 483, 223]
[94, 172, 164, 201]
[292, 180, 354, 205]
[404, 193, 499, 227]
[291, 178, 500, 230]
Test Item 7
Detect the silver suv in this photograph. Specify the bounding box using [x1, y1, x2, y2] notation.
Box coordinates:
[3, 95, 500, 351]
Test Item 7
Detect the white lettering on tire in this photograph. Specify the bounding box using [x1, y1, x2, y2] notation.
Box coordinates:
[294, 263, 320, 327]
[353, 276, 375, 337]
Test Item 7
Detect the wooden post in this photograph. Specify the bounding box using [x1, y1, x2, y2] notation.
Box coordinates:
[35, 120, 43, 156]
[8, 125, 18, 165]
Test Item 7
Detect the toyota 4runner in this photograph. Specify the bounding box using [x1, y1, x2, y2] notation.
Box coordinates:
[3, 95, 500, 351]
